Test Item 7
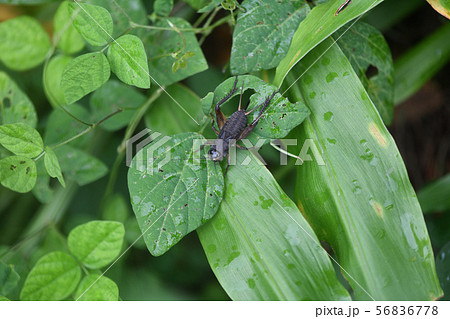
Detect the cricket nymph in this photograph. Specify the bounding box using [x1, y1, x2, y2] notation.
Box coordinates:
[204, 76, 278, 172]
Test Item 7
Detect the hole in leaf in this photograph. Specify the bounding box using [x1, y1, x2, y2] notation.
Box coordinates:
[365, 65, 379, 79]
[2, 97, 11, 108]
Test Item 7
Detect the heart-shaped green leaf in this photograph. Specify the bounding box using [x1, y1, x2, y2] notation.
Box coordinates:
[0, 16, 50, 71]
[68, 220, 125, 269]
[128, 132, 224, 256]
[69, 2, 114, 46]
[108, 35, 150, 88]
[75, 274, 119, 301]
[0, 156, 37, 193]
[61, 52, 110, 104]
[0, 123, 43, 158]
[20, 251, 81, 301]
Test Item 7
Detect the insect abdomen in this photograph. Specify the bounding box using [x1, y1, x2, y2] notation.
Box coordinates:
[219, 110, 247, 141]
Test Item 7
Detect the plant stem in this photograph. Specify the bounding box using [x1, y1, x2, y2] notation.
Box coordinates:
[198, 7, 220, 45]
[193, 10, 212, 28]
[51, 109, 123, 150]
[130, 22, 201, 33]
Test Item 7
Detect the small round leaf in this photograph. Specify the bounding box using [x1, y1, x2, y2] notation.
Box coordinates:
[0, 156, 37, 193]
[69, 2, 114, 46]
[0, 16, 50, 71]
[68, 221, 125, 269]
[75, 274, 119, 301]
[0, 123, 44, 158]
[61, 52, 110, 104]
[20, 251, 81, 301]
[108, 35, 150, 88]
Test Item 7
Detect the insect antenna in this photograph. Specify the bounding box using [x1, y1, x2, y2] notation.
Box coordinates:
[238, 85, 244, 110]
[270, 140, 304, 164]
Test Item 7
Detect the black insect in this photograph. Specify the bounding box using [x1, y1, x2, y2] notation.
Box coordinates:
[204, 76, 278, 172]
[335, 0, 352, 16]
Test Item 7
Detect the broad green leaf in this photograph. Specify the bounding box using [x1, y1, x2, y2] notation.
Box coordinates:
[154, 0, 174, 16]
[101, 194, 130, 224]
[336, 22, 394, 125]
[145, 84, 204, 135]
[0, 72, 38, 127]
[436, 241, 450, 300]
[230, 0, 309, 74]
[0, 156, 37, 193]
[198, 151, 350, 300]
[209, 75, 309, 145]
[0, 123, 43, 157]
[54, 1, 85, 54]
[75, 274, 119, 301]
[274, 0, 383, 87]
[68, 2, 113, 46]
[90, 80, 145, 131]
[394, 23, 450, 105]
[418, 174, 450, 214]
[0, 16, 50, 71]
[43, 55, 73, 107]
[143, 17, 208, 86]
[88, 0, 148, 38]
[20, 251, 81, 301]
[61, 52, 110, 104]
[68, 221, 125, 269]
[128, 132, 224, 256]
[107, 35, 150, 89]
[44, 104, 91, 148]
[427, 0, 450, 19]
[44, 146, 65, 187]
[55, 145, 108, 186]
[0, 296, 9, 301]
[293, 39, 442, 300]
[0, 261, 20, 296]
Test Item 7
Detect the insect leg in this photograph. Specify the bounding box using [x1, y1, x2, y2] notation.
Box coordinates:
[215, 76, 238, 129]
[240, 90, 278, 139]
[245, 89, 279, 115]
[224, 153, 231, 175]
[211, 118, 220, 135]
[242, 99, 251, 111]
